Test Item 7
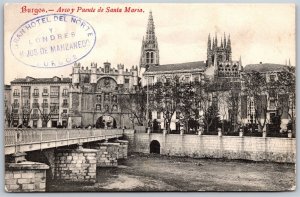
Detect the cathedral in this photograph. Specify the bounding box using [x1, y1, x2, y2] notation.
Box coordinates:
[6, 11, 292, 133]
[139, 11, 242, 131]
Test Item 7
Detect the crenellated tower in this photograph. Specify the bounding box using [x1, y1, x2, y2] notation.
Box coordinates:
[139, 11, 159, 78]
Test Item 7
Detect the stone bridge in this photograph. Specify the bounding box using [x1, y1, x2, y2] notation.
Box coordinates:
[5, 128, 131, 192]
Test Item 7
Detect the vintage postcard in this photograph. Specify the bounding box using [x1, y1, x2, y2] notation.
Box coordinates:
[4, 3, 296, 192]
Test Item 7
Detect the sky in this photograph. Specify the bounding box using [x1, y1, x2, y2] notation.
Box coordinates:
[4, 3, 295, 84]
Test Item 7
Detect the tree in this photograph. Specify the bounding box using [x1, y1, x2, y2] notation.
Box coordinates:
[20, 105, 32, 127]
[150, 76, 181, 132]
[5, 105, 13, 128]
[119, 87, 147, 126]
[276, 67, 296, 136]
[203, 104, 221, 133]
[177, 82, 199, 133]
[242, 71, 268, 133]
[37, 103, 58, 127]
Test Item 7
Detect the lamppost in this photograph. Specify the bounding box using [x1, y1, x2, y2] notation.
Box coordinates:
[146, 76, 149, 133]
[197, 75, 205, 135]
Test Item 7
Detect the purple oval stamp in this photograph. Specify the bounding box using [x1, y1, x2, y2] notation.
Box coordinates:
[10, 14, 96, 68]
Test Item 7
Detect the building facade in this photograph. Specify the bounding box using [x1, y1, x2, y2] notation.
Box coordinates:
[68, 62, 139, 129]
[9, 76, 71, 128]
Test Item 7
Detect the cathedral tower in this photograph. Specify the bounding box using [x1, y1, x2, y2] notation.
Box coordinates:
[206, 33, 232, 67]
[139, 11, 159, 78]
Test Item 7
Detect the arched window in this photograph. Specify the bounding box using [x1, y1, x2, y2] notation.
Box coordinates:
[150, 52, 154, 63]
[146, 52, 150, 63]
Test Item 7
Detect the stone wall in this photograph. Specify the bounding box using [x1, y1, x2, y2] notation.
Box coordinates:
[123, 129, 135, 152]
[116, 140, 128, 159]
[92, 143, 119, 167]
[133, 133, 296, 163]
[5, 162, 49, 192]
[54, 149, 98, 183]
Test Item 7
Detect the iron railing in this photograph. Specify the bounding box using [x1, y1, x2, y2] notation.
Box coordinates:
[4, 128, 123, 147]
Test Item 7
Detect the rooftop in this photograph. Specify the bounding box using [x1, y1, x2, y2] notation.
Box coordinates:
[244, 63, 291, 73]
[146, 61, 206, 73]
[11, 76, 72, 84]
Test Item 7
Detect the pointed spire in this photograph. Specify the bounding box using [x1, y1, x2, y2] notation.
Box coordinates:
[227, 34, 231, 51]
[208, 34, 211, 50]
[288, 58, 291, 66]
[285, 59, 287, 65]
[223, 32, 226, 48]
[146, 10, 155, 41]
[221, 37, 223, 48]
[239, 56, 242, 67]
[215, 32, 218, 47]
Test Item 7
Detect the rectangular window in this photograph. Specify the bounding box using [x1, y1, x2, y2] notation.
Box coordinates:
[13, 89, 20, 96]
[33, 89, 39, 96]
[42, 88, 49, 96]
[21, 87, 30, 97]
[270, 99, 276, 108]
[157, 111, 161, 119]
[148, 77, 154, 86]
[185, 76, 190, 83]
[96, 104, 101, 111]
[50, 86, 59, 97]
[62, 89, 68, 96]
[270, 74, 276, 82]
[125, 78, 130, 84]
[96, 95, 102, 103]
[62, 99, 68, 108]
[33, 109, 39, 114]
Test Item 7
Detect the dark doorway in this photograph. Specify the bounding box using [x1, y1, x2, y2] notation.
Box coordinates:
[62, 120, 67, 128]
[52, 120, 57, 128]
[33, 120, 38, 128]
[150, 140, 160, 154]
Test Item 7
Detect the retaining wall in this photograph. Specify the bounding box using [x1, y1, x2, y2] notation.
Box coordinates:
[130, 133, 296, 163]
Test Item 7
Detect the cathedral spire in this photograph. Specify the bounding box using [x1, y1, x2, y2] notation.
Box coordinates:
[146, 10, 155, 41]
[227, 34, 231, 52]
[223, 32, 226, 48]
[239, 56, 242, 67]
[139, 10, 160, 73]
[220, 37, 223, 48]
[215, 33, 218, 47]
[208, 34, 211, 50]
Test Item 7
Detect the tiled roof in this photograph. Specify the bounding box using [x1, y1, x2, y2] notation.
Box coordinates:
[146, 61, 206, 73]
[244, 63, 290, 73]
[11, 76, 72, 84]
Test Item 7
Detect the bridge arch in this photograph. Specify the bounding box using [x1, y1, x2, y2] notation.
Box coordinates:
[150, 140, 160, 154]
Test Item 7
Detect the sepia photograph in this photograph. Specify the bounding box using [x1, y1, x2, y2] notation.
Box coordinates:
[3, 3, 296, 192]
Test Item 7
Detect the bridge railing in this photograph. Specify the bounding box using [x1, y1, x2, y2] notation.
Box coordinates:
[4, 128, 124, 146]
